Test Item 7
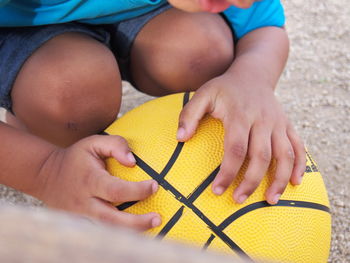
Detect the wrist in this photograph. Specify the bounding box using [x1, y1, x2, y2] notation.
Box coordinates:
[33, 147, 64, 201]
[220, 70, 275, 94]
[0, 122, 62, 200]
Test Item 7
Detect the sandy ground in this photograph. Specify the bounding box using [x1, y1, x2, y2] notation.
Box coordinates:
[0, 0, 349, 262]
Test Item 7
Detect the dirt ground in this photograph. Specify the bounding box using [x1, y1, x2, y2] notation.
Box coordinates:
[0, 0, 349, 262]
[280, 1, 350, 262]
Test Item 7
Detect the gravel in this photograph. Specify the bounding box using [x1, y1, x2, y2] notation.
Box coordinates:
[280, 1, 350, 262]
[0, 0, 349, 262]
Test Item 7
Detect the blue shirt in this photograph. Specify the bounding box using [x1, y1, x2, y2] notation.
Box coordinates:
[0, 0, 285, 39]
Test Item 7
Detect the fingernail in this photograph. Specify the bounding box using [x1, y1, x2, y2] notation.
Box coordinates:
[152, 181, 159, 193]
[151, 216, 161, 228]
[127, 152, 136, 163]
[237, 195, 248, 204]
[296, 176, 303, 185]
[272, 194, 281, 204]
[213, 186, 225, 195]
[177, 127, 186, 140]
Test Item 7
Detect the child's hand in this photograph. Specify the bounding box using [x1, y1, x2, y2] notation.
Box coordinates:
[177, 74, 306, 205]
[37, 135, 161, 230]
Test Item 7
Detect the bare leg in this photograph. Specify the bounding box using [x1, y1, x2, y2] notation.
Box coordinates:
[130, 8, 234, 96]
[10, 32, 122, 147]
[4, 110, 27, 130]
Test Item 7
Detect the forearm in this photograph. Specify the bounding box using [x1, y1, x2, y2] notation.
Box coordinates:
[226, 26, 289, 90]
[0, 121, 58, 198]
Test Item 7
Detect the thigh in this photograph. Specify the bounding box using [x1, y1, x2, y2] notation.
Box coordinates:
[0, 23, 111, 110]
[7, 28, 122, 146]
[130, 8, 234, 96]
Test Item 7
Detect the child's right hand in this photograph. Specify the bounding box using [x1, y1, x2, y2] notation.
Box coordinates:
[37, 134, 161, 231]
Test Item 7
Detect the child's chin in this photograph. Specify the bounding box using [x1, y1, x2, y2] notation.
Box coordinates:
[198, 0, 231, 13]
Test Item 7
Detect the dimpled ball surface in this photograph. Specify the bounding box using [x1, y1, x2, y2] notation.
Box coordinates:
[105, 92, 331, 263]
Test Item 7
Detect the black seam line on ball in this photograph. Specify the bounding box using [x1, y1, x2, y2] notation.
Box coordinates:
[117, 201, 138, 211]
[187, 165, 220, 203]
[118, 92, 190, 211]
[218, 200, 330, 231]
[159, 91, 190, 177]
[202, 234, 215, 250]
[156, 166, 220, 240]
[159, 142, 185, 178]
[157, 206, 185, 240]
[159, 92, 190, 178]
[202, 200, 331, 250]
[183, 92, 190, 107]
[133, 153, 251, 260]
[117, 142, 185, 211]
[306, 151, 318, 172]
[305, 165, 313, 173]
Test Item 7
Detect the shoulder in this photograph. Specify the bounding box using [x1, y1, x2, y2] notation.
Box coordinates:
[223, 0, 285, 39]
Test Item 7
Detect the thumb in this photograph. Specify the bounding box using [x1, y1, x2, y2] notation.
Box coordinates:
[83, 135, 136, 167]
[177, 91, 212, 142]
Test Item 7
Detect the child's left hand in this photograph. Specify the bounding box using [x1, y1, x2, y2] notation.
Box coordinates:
[176, 72, 306, 205]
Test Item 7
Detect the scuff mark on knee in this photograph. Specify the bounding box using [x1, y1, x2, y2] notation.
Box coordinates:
[66, 122, 78, 131]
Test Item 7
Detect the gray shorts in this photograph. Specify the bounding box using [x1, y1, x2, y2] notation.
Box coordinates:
[0, 3, 171, 110]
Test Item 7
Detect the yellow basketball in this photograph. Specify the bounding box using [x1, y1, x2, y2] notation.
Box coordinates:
[105, 92, 331, 263]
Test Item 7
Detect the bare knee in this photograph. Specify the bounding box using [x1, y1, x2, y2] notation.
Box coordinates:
[11, 33, 122, 146]
[131, 9, 234, 96]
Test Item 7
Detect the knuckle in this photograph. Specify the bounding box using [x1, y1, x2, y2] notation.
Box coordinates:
[98, 211, 114, 223]
[244, 176, 261, 187]
[301, 154, 307, 164]
[274, 175, 290, 188]
[293, 135, 305, 151]
[254, 148, 272, 163]
[84, 134, 100, 144]
[82, 172, 94, 188]
[88, 134, 99, 140]
[298, 144, 306, 156]
[217, 171, 236, 187]
[178, 114, 190, 128]
[178, 116, 187, 128]
[106, 183, 120, 201]
[257, 109, 271, 125]
[197, 84, 209, 94]
[278, 147, 295, 162]
[138, 182, 152, 199]
[228, 142, 247, 160]
[293, 133, 302, 144]
[71, 196, 84, 208]
[286, 148, 296, 161]
[113, 135, 127, 146]
[273, 183, 288, 194]
[179, 104, 192, 119]
[297, 152, 307, 166]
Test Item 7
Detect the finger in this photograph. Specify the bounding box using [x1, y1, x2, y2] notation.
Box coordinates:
[266, 132, 295, 205]
[85, 135, 136, 167]
[90, 198, 161, 231]
[177, 90, 212, 142]
[233, 125, 272, 203]
[211, 122, 249, 195]
[287, 124, 306, 185]
[93, 171, 158, 203]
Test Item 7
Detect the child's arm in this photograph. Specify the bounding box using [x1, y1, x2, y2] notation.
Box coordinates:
[177, 26, 306, 205]
[0, 122, 161, 230]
